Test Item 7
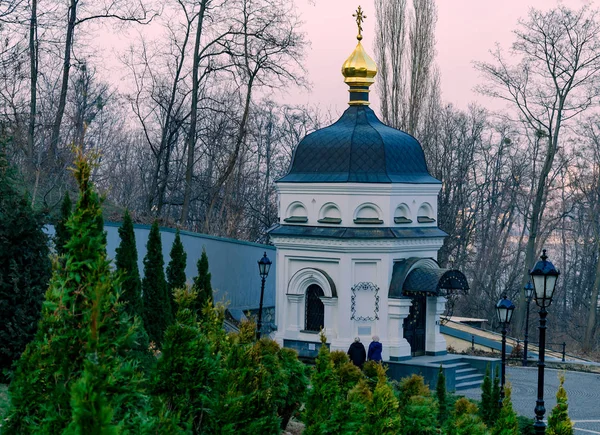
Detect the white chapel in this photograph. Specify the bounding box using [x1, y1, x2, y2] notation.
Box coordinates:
[268, 8, 468, 362]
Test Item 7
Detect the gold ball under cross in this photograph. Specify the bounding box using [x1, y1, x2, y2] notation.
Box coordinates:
[353, 6, 366, 41]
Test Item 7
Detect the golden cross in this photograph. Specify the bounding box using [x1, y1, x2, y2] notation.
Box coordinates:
[353, 6, 366, 41]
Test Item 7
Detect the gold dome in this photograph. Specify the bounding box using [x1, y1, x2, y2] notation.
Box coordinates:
[342, 6, 377, 105]
[341, 41, 378, 87]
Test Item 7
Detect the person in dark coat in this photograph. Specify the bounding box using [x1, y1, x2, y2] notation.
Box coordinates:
[347, 337, 366, 368]
[368, 335, 382, 362]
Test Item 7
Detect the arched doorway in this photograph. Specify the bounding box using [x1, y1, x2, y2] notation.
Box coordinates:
[305, 284, 325, 332]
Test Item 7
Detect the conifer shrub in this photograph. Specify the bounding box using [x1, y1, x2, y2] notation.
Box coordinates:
[436, 364, 449, 425]
[0, 147, 51, 381]
[445, 397, 488, 435]
[154, 289, 308, 434]
[142, 220, 173, 345]
[115, 210, 143, 317]
[193, 247, 213, 313]
[481, 364, 501, 426]
[5, 149, 154, 433]
[517, 416, 535, 435]
[54, 192, 72, 255]
[492, 384, 520, 435]
[304, 333, 341, 435]
[396, 373, 431, 411]
[401, 395, 438, 434]
[363, 364, 401, 435]
[547, 373, 573, 435]
[166, 229, 187, 317]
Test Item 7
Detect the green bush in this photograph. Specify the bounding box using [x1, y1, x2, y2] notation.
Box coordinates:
[0, 147, 51, 382]
[492, 384, 520, 435]
[437, 364, 449, 425]
[517, 415, 535, 435]
[445, 397, 488, 435]
[547, 373, 573, 435]
[193, 248, 213, 314]
[5, 150, 154, 433]
[142, 220, 173, 346]
[166, 229, 187, 317]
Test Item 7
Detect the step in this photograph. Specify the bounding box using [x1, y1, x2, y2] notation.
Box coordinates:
[456, 373, 484, 383]
[455, 379, 485, 391]
[455, 367, 478, 375]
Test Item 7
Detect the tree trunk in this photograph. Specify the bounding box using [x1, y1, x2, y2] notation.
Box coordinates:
[180, 0, 208, 226]
[583, 241, 600, 352]
[49, 0, 77, 160]
[27, 0, 38, 166]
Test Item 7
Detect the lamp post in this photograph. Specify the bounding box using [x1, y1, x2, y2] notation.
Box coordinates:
[256, 252, 272, 340]
[522, 281, 534, 366]
[530, 249, 560, 435]
[496, 294, 515, 406]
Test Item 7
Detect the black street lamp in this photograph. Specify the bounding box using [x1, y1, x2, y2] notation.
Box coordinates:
[530, 249, 560, 435]
[522, 281, 534, 366]
[496, 294, 515, 406]
[256, 252, 272, 339]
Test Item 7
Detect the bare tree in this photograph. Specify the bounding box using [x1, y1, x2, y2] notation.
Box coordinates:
[375, 0, 436, 135]
[475, 6, 600, 331]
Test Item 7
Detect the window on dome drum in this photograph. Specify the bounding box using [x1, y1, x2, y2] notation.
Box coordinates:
[394, 204, 412, 224]
[354, 204, 383, 224]
[305, 284, 325, 332]
[284, 202, 308, 223]
[417, 203, 436, 224]
[318, 203, 342, 224]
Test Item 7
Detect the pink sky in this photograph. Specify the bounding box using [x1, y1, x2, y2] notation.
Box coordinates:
[287, 0, 592, 115]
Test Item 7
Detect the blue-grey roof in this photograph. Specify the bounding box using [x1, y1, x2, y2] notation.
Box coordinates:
[278, 105, 440, 184]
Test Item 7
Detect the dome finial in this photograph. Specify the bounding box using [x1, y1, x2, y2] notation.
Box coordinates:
[342, 6, 378, 106]
[353, 5, 366, 41]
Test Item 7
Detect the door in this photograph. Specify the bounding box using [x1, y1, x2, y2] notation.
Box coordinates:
[403, 294, 426, 356]
[305, 284, 325, 332]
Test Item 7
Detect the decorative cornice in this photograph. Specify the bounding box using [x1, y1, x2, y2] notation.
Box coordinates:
[277, 182, 441, 196]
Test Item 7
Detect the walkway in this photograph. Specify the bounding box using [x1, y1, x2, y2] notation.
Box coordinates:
[459, 366, 600, 434]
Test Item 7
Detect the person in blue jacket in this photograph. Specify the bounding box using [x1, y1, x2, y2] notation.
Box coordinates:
[367, 335, 382, 362]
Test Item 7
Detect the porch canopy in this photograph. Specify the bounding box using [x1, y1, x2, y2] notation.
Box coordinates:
[389, 257, 469, 298]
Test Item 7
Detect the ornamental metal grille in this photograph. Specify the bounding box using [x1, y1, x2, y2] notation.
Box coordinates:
[350, 282, 380, 321]
[305, 284, 325, 332]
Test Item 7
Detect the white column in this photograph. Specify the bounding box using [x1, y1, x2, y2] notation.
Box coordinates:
[286, 294, 304, 337]
[425, 296, 447, 355]
[320, 297, 338, 340]
[387, 298, 413, 360]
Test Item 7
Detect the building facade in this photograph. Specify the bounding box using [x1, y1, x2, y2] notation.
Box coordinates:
[269, 11, 468, 360]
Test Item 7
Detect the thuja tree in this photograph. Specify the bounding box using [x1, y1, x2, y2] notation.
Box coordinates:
[115, 210, 143, 317]
[491, 384, 520, 435]
[480, 364, 501, 427]
[445, 398, 488, 435]
[154, 290, 308, 433]
[0, 147, 51, 380]
[54, 192, 72, 255]
[142, 220, 172, 345]
[397, 374, 438, 435]
[166, 229, 187, 317]
[547, 373, 574, 435]
[193, 247, 213, 313]
[436, 364, 449, 425]
[5, 150, 154, 433]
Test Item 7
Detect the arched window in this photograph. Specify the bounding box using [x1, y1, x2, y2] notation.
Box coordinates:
[305, 284, 325, 332]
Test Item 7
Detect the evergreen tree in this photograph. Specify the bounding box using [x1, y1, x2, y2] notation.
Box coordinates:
[5, 149, 154, 433]
[115, 210, 143, 317]
[445, 398, 488, 435]
[436, 364, 449, 425]
[480, 364, 494, 426]
[0, 147, 51, 381]
[166, 229, 187, 317]
[142, 220, 172, 345]
[304, 332, 342, 435]
[547, 373, 574, 435]
[54, 192, 72, 255]
[492, 366, 501, 422]
[491, 384, 520, 435]
[362, 364, 401, 435]
[193, 247, 213, 312]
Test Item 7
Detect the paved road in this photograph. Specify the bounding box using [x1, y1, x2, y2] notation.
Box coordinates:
[459, 366, 600, 434]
